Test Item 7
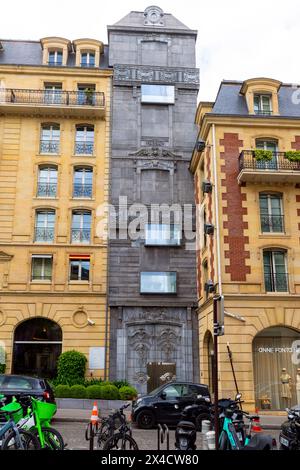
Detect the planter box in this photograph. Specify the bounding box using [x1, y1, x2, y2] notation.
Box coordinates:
[56, 398, 130, 411]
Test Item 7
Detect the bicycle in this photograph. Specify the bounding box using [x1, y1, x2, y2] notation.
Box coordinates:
[94, 403, 131, 449]
[0, 405, 40, 450]
[17, 395, 65, 450]
[102, 420, 139, 450]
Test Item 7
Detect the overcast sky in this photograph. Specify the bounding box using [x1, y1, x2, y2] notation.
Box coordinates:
[1, 0, 299, 100]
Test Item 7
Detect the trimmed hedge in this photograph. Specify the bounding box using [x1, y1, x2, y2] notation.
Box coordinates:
[56, 350, 87, 386]
[100, 385, 119, 400]
[55, 385, 71, 398]
[69, 385, 87, 399]
[0, 364, 5, 374]
[86, 385, 103, 399]
[119, 386, 138, 400]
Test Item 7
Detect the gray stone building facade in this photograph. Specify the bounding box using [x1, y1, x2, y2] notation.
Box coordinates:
[107, 6, 199, 393]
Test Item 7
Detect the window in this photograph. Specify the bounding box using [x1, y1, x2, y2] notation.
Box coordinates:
[259, 193, 284, 233]
[44, 83, 62, 105]
[35, 210, 55, 243]
[163, 384, 189, 399]
[263, 250, 288, 292]
[254, 94, 272, 115]
[71, 210, 91, 243]
[80, 52, 95, 68]
[202, 260, 208, 298]
[31, 255, 52, 281]
[48, 50, 63, 66]
[73, 167, 93, 198]
[145, 224, 181, 246]
[256, 140, 278, 169]
[140, 272, 177, 294]
[141, 85, 175, 104]
[40, 124, 60, 154]
[37, 166, 57, 198]
[75, 125, 94, 155]
[69, 257, 90, 281]
[77, 84, 96, 106]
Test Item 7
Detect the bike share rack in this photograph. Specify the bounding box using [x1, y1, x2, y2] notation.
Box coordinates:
[85, 421, 98, 450]
[157, 423, 169, 450]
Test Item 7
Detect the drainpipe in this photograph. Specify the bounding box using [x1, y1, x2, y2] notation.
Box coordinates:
[212, 124, 222, 295]
[104, 76, 113, 381]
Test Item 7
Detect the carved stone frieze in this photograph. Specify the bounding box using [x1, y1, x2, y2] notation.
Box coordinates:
[113, 65, 199, 86]
[130, 147, 181, 159]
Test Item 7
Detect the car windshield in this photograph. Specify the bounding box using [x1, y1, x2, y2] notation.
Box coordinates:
[5, 377, 33, 390]
[0, 376, 6, 387]
[148, 385, 166, 396]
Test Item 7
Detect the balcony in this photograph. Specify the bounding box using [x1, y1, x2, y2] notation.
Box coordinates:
[40, 140, 60, 154]
[264, 272, 289, 293]
[261, 215, 285, 233]
[71, 229, 91, 243]
[34, 227, 54, 243]
[73, 184, 93, 198]
[37, 182, 57, 198]
[74, 142, 94, 155]
[238, 150, 300, 184]
[0, 88, 105, 118]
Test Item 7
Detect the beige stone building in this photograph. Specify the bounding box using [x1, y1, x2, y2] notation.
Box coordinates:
[0, 37, 112, 378]
[191, 78, 300, 411]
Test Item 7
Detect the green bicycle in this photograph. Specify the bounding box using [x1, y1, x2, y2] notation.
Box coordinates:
[0, 394, 65, 450]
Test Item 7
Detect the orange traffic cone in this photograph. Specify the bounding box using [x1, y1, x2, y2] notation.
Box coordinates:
[90, 401, 99, 425]
[252, 416, 262, 433]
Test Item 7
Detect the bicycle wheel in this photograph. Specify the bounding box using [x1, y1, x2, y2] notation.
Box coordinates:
[102, 433, 139, 450]
[39, 427, 64, 450]
[2, 429, 41, 450]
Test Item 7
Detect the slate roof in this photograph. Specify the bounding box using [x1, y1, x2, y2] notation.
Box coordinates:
[211, 81, 300, 118]
[0, 40, 110, 69]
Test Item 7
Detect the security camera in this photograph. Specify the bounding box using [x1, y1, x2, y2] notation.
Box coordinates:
[87, 318, 95, 326]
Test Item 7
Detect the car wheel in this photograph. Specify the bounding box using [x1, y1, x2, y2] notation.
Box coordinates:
[136, 410, 155, 429]
[195, 413, 211, 432]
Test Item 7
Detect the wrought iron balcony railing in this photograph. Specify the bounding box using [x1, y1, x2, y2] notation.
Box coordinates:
[34, 227, 55, 242]
[239, 150, 300, 171]
[254, 110, 273, 116]
[37, 182, 57, 198]
[260, 214, 285, 233]
[264, 272, 289, 292]
[0, 88, 105, 107]
[40, 140, 60, 154]
[71, 229, 91, 243]
[73, 184, 93, 198]
[74, 141, 94, 155]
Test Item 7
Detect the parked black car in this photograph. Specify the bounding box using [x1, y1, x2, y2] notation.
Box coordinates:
[0, 374, 55, 404]
[131, 382, 210, 429]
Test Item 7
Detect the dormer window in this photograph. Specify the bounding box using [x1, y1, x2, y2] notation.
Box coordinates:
[48, 50, 63, 66]
[81, 52, 95, 68]
[254, 94, 272, 115]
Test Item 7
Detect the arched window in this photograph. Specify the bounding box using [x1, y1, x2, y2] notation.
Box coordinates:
[75, 125, 94, 155]
[255, 139, 278, 170]
[80, 51, 95, 68]
[263, 248, 288, 292]
[40, 123, 60, 154]
[259, 192, 284, 233]
[13, 318, 62, 378]
[48, 49, 63, 66]
[73, 166, 93, 198]
[37, 165, 58, 198]
[34, 209, 55, 243]
[253, 326, 300, 410]
[71, 210, 91, 243]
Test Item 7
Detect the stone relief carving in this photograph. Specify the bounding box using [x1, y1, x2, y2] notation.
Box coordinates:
[113, 65, 199, 86]
[135, 159, 176, 173]
[130, 147, 181, 159]
[143, 6, 165, 26]
[158, 328, 181, 361]
[124, 308, 182, 323]
[133, 371, 150, 384]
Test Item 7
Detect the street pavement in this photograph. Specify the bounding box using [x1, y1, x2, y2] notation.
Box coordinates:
[53, 419, 281, 451]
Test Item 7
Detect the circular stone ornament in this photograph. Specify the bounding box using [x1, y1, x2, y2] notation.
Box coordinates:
[72, 310, 88, 328]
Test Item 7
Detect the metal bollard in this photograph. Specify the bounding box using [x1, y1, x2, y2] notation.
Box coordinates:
[206, 430, 216, 450]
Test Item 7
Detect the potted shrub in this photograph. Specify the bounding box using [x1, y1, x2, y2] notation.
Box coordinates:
[284, 150, 300, 162]
[56, 350, 87, 386]
[253, 149, 273, 161]
[84, 88, 94, 105]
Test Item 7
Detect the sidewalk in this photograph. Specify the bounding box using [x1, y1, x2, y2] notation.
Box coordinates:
[53, 408, 286, 429]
